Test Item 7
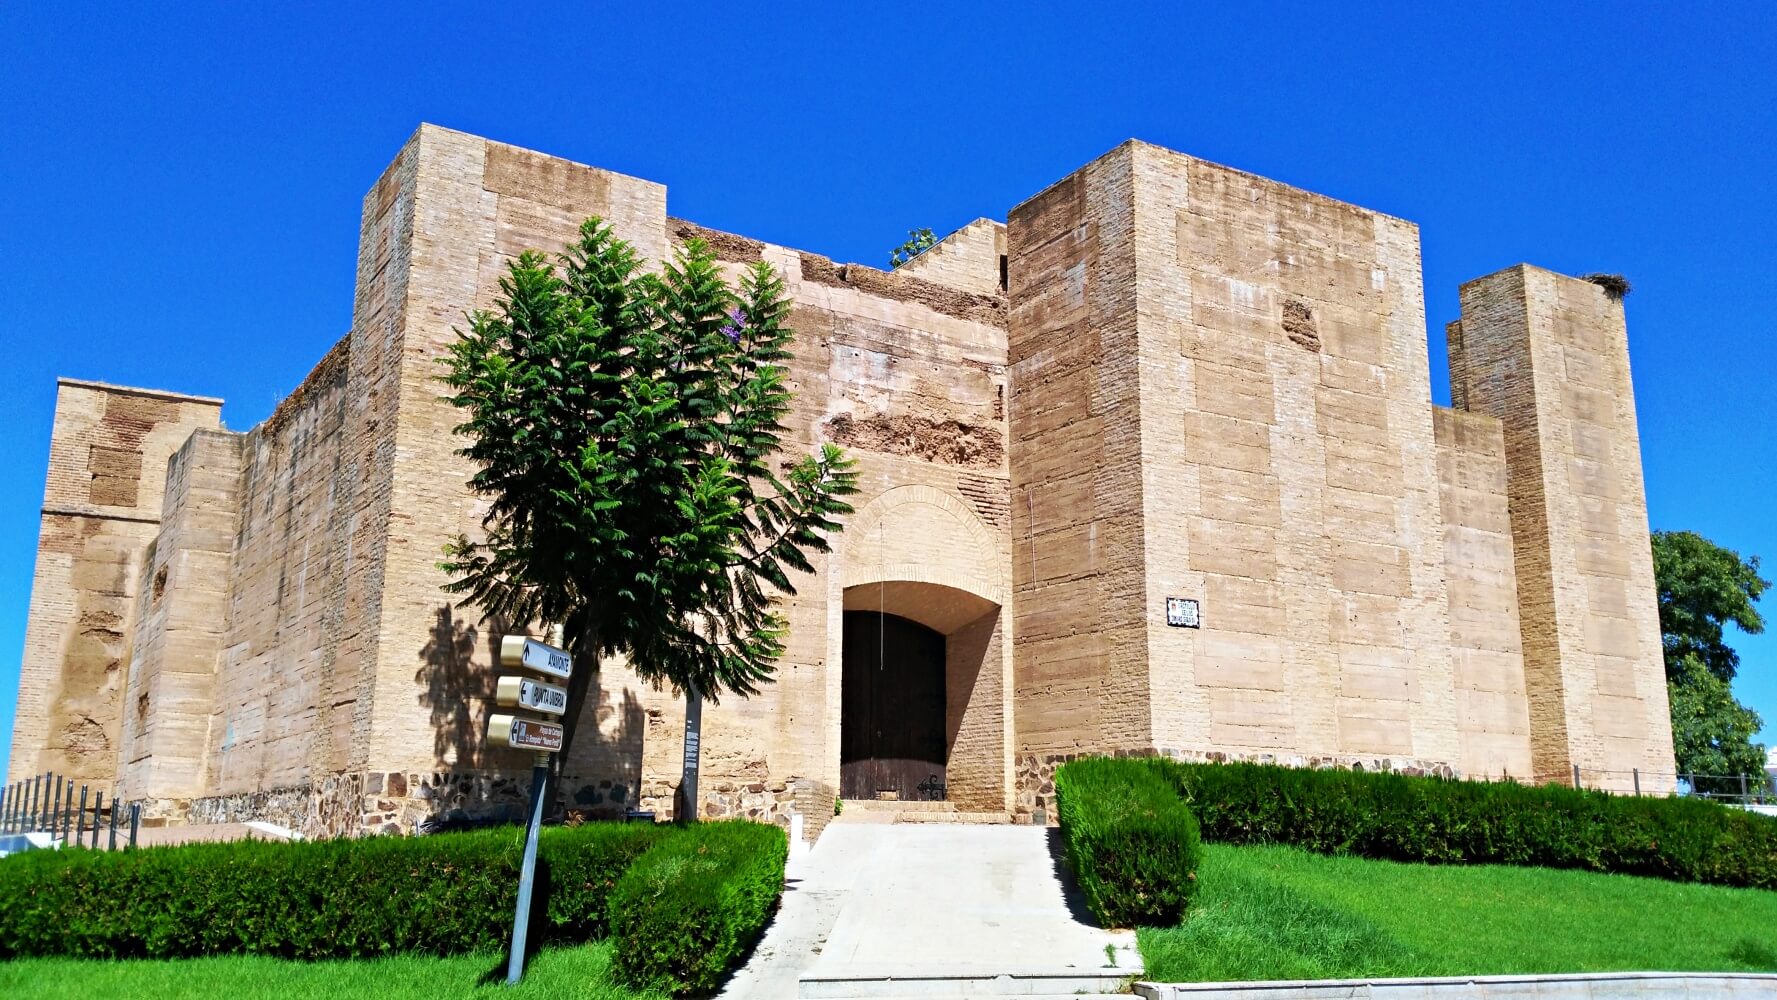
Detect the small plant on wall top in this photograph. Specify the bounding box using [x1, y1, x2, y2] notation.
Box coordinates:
[889, 227, 937, 268]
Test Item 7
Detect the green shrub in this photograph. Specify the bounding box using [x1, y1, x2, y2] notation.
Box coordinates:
[1054, 757, 1203, 928]
[545, 823, 670, 941]
[610, 821, 788, 996]
[0, 821, 669, 960]
[1161, 760, 1777, 890]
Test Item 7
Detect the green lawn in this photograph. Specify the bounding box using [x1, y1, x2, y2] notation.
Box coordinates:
[1140, 844, 1777, 982]
[0, 941, 663, 1000]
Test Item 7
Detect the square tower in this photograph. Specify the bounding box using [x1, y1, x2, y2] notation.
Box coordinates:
[1450, 266, 1676, 792]
[1008, 141, 1462, 773]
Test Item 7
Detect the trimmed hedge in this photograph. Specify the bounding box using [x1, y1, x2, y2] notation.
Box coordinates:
[1054, 757, 1203, 928]
[0, 822, 668, 960]
[610, 820, 788, 995]
[1162, 759, 1777, 890]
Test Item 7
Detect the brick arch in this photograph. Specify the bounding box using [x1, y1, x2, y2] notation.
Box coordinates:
[842, 484, 1004, 606]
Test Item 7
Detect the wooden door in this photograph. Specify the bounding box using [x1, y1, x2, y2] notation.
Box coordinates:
[841, 611, 947, 800]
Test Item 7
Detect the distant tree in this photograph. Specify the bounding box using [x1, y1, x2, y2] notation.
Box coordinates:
[1652, 530, 1770, 785]
[889, 227, 937, 269]
[440, 219, 857, 804]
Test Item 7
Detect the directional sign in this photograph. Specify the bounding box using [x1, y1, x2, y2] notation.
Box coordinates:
[497, 675, 569, 716]
[500, 635, 573, 680]
[486, 713, 564, 753]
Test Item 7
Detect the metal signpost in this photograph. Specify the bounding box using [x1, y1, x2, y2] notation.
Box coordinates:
[492, 632, 572, 986]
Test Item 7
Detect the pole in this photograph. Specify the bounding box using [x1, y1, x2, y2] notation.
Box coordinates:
[1572, 764, 1582, 790]
[1632, 768, 1640, 796]
[62, 784, 74, 842]
[505, 754, 551, 985]
[128, 803, 139, 849]
[677, 684, 703, 823]
[108, 796, 118, 850]
[76, 786, 88, 845]
[50, 775, 62, 833]
[1740, 773, 1750, 803]
[91, 791, 103, 849]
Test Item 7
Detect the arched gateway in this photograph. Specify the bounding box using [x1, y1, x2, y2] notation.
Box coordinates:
[834, 486, 1011, 812]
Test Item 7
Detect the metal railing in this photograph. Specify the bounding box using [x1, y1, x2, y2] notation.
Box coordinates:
[1527, 765, 1776, 806]
[0, 772, 140, 849]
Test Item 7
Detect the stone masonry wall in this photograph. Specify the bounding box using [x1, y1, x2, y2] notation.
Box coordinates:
[1434, 406, 1534, 779]
[1130, 143, 1458, 768]
[117, 429, 247, 800]
[895, 218, 1007, 297]
[8, 380, 222, 785]
[1006, 142, 1154, 759]
[204, 335, 354, 798]
[1452, 266, 1675, 792]
[335, 127, 1013, 829]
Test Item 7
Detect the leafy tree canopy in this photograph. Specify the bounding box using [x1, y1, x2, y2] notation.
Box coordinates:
[1652, 529, 1767, 683]
[440, 219, 857, 766]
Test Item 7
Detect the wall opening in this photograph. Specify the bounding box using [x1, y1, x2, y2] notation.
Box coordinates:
[841, 610, 946, 800]
[839, 582, 1006, 810]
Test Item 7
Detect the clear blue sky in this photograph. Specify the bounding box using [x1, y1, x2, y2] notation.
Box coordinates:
[2, 4, 1773, 780]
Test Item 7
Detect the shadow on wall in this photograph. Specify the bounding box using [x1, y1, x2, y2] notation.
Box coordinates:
[417, 604, 496, 769]
[414, 604, 645, 820]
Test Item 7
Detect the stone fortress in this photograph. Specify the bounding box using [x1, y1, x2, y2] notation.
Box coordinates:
[7, 125, 1676, 837]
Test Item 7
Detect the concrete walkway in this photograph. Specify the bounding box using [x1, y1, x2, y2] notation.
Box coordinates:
[719, 823, 1139, 1000]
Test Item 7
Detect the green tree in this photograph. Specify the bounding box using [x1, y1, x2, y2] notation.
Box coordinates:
[1668, 657, 1766, 785]
[440, 218, 858, 797]
[1651, 530, 1770, 786]
[889, 227, 937, 268]
[1652, 529, 1767, 683]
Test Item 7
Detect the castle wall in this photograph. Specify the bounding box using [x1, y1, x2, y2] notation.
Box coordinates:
[1452, 266, 1675, 792]
[8, 381, 222, 786]
[894, 218, 1007, 297]
[1138, 142, 1458, 767]
[198, 337, 354, 798]
[1434, 406, 1534, 779]
[11, 128, 1678, 834]
[245, 127, 1013, 830]
[1006, 143, 1155, 760]
[682, 222, 1012, 816]
[117, 429, 246, 800]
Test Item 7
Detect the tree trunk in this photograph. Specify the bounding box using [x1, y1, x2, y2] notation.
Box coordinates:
[675, 684, 703, 822]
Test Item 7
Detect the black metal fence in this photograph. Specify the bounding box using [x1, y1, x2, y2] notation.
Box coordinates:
[0, 771, 140, 849]
[1532, 765, 1777, 807]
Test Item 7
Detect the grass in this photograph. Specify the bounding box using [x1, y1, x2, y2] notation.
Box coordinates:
[0, 940, 665, 1000]
[1139, 844, 1777, 982]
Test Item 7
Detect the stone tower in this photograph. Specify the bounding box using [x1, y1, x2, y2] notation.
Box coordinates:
[1449, 266, 1675, 793]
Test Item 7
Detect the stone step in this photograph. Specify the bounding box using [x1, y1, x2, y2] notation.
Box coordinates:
[896, 810, 1012, 824]
[839, 798, 955, 812]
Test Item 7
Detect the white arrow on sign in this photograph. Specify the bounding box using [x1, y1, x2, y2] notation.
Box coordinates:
[486, 713, 565, 753]
[496, 675, 569, 716]
[500, 635, 573, 680]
